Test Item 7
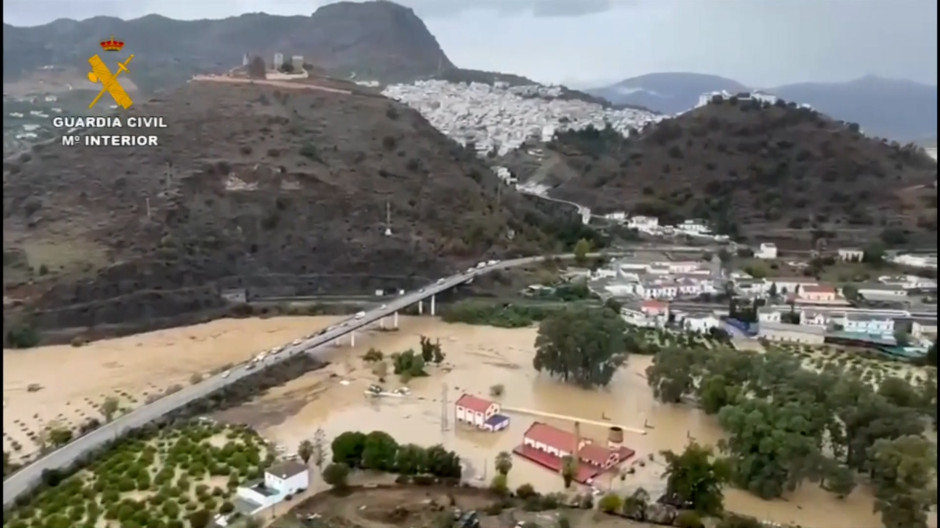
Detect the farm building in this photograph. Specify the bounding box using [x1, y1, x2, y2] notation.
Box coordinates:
[454, 394, 510, 432]
[513, 422, 635, 484]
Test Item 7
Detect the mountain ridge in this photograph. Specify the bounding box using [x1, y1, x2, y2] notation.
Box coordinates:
[588, 72, 938, 142]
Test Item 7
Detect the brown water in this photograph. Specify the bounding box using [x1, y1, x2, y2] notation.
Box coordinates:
[214, 317, 889, 528]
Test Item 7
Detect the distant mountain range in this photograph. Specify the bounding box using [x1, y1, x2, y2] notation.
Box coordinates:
[587, 73, 938, 142]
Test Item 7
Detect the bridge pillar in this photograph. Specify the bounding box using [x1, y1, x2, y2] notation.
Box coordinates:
[430, 295, 436, 316]
[350, 331, 356, 348]
[418, 300, 424, 315]
[393, 311, 399, 329]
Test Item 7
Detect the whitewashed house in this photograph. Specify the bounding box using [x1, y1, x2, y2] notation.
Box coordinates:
[756, 243, 778, 260]
[800, 310, 830, 327]
[627, 215, 659, 231]
[797, 285, 838, 303]
[637, 281, 678, 300]
[677, 219, 710, 235]
[235, 460, 309, 514]
[604, 211, 627, 222]
[764, 277, 818, 296]
[455, 394, 509, 431]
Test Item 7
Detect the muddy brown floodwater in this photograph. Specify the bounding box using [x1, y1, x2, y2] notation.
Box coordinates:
[210, 317, 892, 528]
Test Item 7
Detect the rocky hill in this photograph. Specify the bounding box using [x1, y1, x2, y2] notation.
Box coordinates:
[589, 73, 938, 142]
[537, 97, 938, 248]
[2, 79, 559, 331]
[2, 1, 453, 93]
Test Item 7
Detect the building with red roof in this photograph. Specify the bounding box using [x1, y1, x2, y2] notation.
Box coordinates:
[512, 422, 635, 484]
[455, 394, 509, 432]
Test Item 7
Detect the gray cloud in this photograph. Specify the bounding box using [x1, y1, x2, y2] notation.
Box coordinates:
[3, 0, 936, 87]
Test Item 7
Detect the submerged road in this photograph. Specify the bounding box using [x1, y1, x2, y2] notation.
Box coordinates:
[1, 247, 721, 505]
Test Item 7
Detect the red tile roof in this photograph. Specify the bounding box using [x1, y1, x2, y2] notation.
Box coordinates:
[801, 285, 836, 294]
[523, 422, 631, 468]
[641, 300, 668, 311]
[524, 422, 577, 451]
[455, 394, 494, 414]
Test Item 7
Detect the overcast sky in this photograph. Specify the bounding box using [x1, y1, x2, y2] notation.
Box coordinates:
[4, 0, 937, 88]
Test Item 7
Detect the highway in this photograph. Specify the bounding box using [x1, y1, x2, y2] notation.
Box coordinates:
[4, 248, 714, 505]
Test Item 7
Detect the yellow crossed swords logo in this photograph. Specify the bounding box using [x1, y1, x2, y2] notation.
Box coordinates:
[87, 53, 135, 110]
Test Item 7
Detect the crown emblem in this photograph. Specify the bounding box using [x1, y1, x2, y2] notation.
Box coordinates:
[100, 36, 125, 52]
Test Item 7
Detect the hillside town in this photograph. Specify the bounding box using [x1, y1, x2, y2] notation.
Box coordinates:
[381, 80, 661, 156]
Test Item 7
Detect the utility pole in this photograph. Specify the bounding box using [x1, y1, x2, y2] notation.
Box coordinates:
[384, 201, 392, 237]
[441, 383, 449, 433]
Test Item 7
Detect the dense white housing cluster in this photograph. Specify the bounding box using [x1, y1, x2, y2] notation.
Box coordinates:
[381, 80, 661, 156]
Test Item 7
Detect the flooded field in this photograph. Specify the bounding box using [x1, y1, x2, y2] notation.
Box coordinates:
[4, 315, 909, 528]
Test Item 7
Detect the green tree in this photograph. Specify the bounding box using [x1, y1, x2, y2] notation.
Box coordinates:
[101, 396, 120, 422]
[495, 451, 513, 476]
[819, 459, 857, 498]
[869, 435, 937, 528]
[661, 443, 730, 515]
[394, 444, 427, 475]
[297, 440, 314, 465]
[645, 347, 697, 403]
[321, 463, 350, 489]
[894, 330, 911, 347]
[246, 56, 266, 79]
[573, 238, 592, 266]
[489, 474, 509, 496]
[360, 431, 399, 471]
[841, 284, 859, 301]
[697, 374, 741, 415]
[603, 297, 622, 314]
[621, 487, 650, 520]
[312, 428, 327, 469]
[717, 399, 826, 499]
[46, 425, 73, 447]
[331, 431, 366, 467]
[862, 242, 886, 264]
[533, 307, 627, 387]
[597, 493, 623, 513]
[560, 455, 577, 488]
[187, 509, 211, 528]
[425, 444, 462, 478]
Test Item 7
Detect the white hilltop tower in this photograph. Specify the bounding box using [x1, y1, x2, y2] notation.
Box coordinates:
[242, 53, 249, 67]
[384, 201, 392, 237]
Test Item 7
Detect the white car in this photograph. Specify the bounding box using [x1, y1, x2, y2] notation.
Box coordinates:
[419, 288, 425, 293]
[355, 311, 366, 319]
[487, 260, 498, 266]
[466, 267, 474, 273]
[221, 370, 230, 378]
[379, 304, 387, 309]
[291, 339, 302, 346]
[437, 278, 445, 284]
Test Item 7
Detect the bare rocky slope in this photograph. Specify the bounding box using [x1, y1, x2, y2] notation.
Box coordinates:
[2, 80, 563, 331]
[535, 98, 938, 249]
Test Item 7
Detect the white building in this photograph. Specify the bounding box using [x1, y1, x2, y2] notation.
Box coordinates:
[837, 248, 864, 262]
[856, 284, 908, 299]
[273, 52, 284, 68]
[840, 314, 895, 336]
[759, 322, 826, 344]
[683, 314, 721, 333]
[677, 219, 711, 235]
[889, 254, 938, 270]
[757, 308, 782, 323]
[627, 215, 659, 231]
[637, 281, 679, 300]
[755, 243, 778, 260]
[455, 394, 509, 431]
[604, 211, 627, 222]
[763, 277, 819, 296]
[800, 310, 830, 327]
[912, 320, 938, 339]
[236, 460, 309, 514]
